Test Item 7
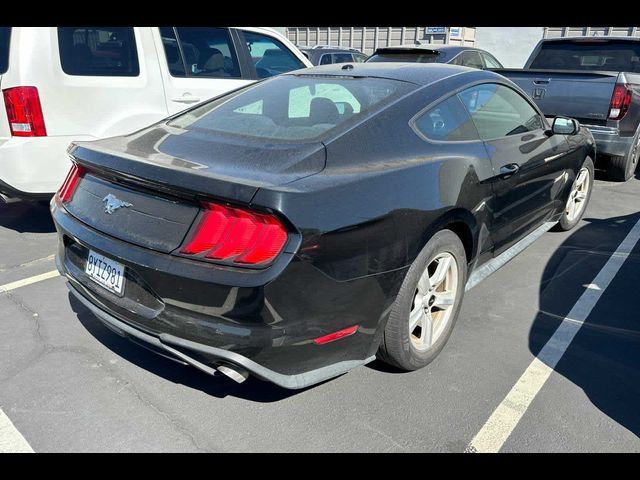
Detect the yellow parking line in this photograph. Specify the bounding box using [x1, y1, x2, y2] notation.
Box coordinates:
[0, 270, 60, 293]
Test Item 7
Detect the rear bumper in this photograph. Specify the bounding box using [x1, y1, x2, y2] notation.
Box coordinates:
[584, 125, 634, 157]
[66, 280, 374, 389]
[52, 196, 395, 389]
[0, 177, 52, 200]
[0, 135, 95, 197]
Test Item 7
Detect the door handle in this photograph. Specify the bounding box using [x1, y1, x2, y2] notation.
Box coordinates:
[533, 78, 550, 85]
[499, 163, 520, 178]
[172, 93, 201, 104]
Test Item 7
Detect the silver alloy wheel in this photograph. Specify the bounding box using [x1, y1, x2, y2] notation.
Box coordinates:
[409, 252, 458, 351]
[565, 167, 590, 222]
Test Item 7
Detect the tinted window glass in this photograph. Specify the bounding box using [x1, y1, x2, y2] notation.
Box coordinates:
[414, 95, 479, 141]
[458, 84, 544, 140]
[367, 52, 440, 63]
[454, 51, 483, 69]
[319, 54, 332, 65]
[0, 27, 10, 74]
[332, 53, 353, 64]
[481, 52, 502, 68]
[58, 27, 139, 76]
[244, 31, 305, 78]
[174, 27, 240, 78]
[168, 75, 413, 142]
[529, 40, 640, 72]
[159, 27, 186, 77]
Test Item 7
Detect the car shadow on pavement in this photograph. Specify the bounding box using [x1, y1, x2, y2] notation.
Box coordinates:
[529, 211, 640, 438]
[0, 199, 55, 233]
[68, 293, 310, 402]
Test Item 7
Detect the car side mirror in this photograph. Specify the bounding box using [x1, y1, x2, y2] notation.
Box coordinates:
[551, 116, 579, 135]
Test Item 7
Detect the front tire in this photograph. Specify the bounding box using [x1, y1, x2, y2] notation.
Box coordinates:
[378, 229, 467, 371]
[553, 156, 594, 232]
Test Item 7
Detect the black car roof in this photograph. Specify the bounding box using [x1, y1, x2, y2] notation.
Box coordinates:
[288, 62, 496, 86]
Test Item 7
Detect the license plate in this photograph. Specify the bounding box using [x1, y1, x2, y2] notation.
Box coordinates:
[85, 250, 126, 296]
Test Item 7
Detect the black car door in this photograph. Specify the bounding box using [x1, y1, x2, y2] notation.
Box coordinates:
[458, 83, 575, 255]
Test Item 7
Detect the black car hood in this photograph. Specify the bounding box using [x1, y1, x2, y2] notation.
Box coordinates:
[71, 123, 327, 204]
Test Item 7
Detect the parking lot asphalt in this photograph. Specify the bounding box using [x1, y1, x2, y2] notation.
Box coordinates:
[1, 170, 639, 452]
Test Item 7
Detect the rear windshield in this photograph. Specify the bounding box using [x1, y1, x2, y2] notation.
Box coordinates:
[367, 52, 440, 64]
[168, 74, 414, 142]
[0, 27, 10, 74]
[529, 40, 640, 72]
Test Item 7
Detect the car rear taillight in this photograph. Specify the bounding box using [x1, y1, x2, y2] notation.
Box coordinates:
[609, 84, 632, 120]
[180, 202, 288, 266]
[57, 163, 85, 203]
[2, 86, 47, 137]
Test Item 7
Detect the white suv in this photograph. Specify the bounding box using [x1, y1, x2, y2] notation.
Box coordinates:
[0, 27, 311, 200]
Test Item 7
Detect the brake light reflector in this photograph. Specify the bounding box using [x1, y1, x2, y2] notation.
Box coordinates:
[180, 202, 288, 266]
[313, 325, 359, 345]
[609, 84, 632, 120]
[57, 163, 85, 203]
[2, 86, 47, 137]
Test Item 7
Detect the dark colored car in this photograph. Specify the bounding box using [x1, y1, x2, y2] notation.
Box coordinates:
[367, 44, 503, 70]
[298, 45, 368, 65]
[51, 63, 595, 389]
[496, 37, 640, 181]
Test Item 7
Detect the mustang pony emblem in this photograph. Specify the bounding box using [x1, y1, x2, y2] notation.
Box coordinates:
[102, 194, 132, 214]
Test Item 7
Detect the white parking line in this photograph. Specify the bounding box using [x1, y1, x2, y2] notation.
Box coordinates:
[466, 217, 640, 453]
[0, 270, 60, 293]
[0, 408, 34, 453]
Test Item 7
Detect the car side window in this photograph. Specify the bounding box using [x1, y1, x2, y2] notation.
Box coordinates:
[353, 53, 368, 63]
[0, 27, 10, 74]
[159, 27, 186, 77]
[172, 27, 240, 78]
[458, 83, 544, 140]
[481, 53, 502, 69]
[319, 54, 332, 65]
[457, 51, 484, 69]
[413, 95, 479, 142]
[58, 27, 140, 77]
[332, 53, 353, 64]
[243, 31, 305, 78]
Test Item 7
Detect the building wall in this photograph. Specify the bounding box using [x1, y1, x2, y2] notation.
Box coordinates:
[285, 27, 476, 55]
[475, 27, 544, 68]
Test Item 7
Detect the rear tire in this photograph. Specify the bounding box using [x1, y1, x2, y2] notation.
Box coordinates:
[378, 229, 467, 371]
[607, 130, 640, 182]
[553, 156, 594, 232]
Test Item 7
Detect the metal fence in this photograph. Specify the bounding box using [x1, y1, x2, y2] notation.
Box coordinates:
[544, 27, 640, 38]
[286, 27, 476, 55]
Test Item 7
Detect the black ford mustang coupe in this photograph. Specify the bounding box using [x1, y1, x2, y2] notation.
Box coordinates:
[51, 63, 595, 389]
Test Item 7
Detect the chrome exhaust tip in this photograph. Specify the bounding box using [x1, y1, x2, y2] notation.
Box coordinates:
[0, 193, 22, 204]
[217, 363, 250, 383]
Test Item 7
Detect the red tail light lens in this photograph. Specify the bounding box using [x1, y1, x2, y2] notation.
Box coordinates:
[180, 202, 288, 266]
[609, 84, 632, 120]
[57, 163, 85, 203]
[2, 86, 47, 137]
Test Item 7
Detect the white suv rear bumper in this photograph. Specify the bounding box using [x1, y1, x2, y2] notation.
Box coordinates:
[0, 135, 95, 197]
